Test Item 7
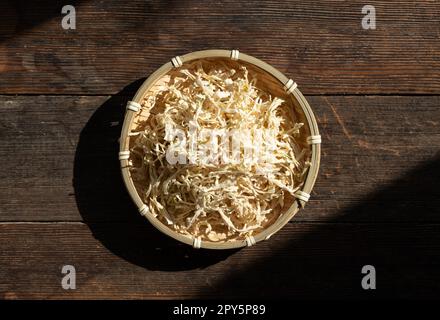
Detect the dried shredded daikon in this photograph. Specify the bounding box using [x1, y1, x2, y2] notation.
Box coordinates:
[129, 63, 309, 242]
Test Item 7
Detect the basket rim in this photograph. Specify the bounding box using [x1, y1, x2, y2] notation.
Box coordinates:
[119, 49, 321, 250]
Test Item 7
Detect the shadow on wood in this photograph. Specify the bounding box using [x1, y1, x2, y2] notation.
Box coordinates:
[73, 79, 236, 271]
[196, 154, 440, 299]
[0, 0, 82, 40]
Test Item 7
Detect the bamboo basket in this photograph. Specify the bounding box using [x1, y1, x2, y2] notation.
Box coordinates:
[119, 49, 321, 250]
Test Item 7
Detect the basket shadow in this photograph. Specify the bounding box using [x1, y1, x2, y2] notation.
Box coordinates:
[73, 78, 237, 271]
[197, 154, 440, 299]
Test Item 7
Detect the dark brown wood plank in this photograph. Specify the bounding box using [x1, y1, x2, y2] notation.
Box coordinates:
[0, 95, 439, 222]
[0, 222, 439, 299]
[0, 0, 439, 94]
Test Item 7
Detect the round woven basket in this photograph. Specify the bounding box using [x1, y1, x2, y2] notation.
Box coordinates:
[119, 49, 321, 250]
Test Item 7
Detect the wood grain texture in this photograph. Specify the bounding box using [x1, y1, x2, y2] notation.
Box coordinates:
[0, 0, 439, 94]
[0, 95, 439, 222]
[1, 222, 440, 299]
[1, 0, 439, 300]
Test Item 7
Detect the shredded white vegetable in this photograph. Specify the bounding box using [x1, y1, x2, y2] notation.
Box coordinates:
[129, 62, 309, 242]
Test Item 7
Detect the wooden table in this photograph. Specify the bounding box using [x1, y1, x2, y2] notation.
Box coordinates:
[0, 0, 439, 299]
